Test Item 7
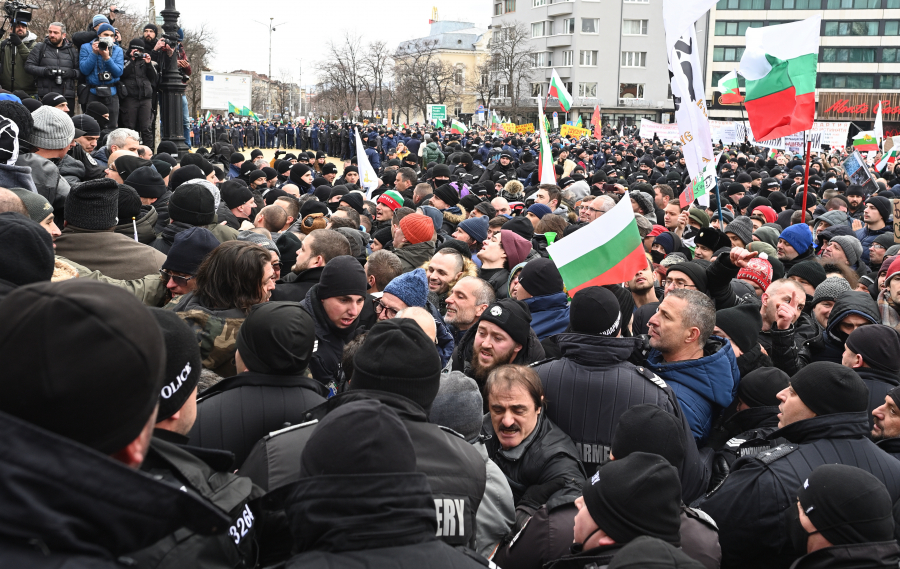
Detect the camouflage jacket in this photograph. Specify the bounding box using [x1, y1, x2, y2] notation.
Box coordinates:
[173, 292, 247, 377]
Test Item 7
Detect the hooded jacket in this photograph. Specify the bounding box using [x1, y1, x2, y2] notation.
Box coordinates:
[694, 412, 900, 569]
[536, 333, 711, 504]
[789, 541, 900, 569]
[0, 411, 229, 568]
[301, 284, 365, 392]
[646, 337, 741, 443]
[795, 292, 880, 371]
[422, 141, 445, 165]
[189, 371, 327, 469]
[113, 204, 158, 244]
[394, 239, 436, 274]
[523, 292, 570, 341]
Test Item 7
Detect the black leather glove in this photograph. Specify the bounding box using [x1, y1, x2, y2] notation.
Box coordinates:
[8, 33, 22, 46]
[707, 454, 730, 493]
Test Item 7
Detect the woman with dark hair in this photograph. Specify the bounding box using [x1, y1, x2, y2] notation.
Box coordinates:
[174, 241, 277, 377]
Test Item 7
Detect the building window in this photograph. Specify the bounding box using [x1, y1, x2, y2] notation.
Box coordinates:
[578, 82, 598, 97]
[716, 0, 764, 8]
[533, 0, 547, 5]
[532, 51, 552, 67]
[505, 0, 516, 12]
[454, 64, 465, 86]
[619, 83, 645, 100]
[562, 50, 574, 66]
[560, 18, 575, 34]
[885, 48, 900, 62]
[622, 19, 648, 35]
[822, 48, 876, 63]
[825, 0, 879, 7]
[889, 0, 900, 6]
[823, 21, 878, 36]
[770, 0, 821, 6]
[712, 71, 746, 86]
[532, 83, 543, 97]
[531, 21, 553, 37]
[715, 21, 764, 35]
[819, 74, 874, 88]
[580, 50, 598, 66]
[454, 101, 463, 116]
[582, 18, 600, 33]
[621, 51, 647, 67]
[498, 84, 509, 97]
[887, 22, 900, 35]
[494, 1, 503, 15]
[713, 46, 745, 61]
[882, 75, 900, 88]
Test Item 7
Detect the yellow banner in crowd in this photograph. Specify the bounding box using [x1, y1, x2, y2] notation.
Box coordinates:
[516, 123, 535, 134]
[560, 124, 591, 138]
[501, 123, 517, 133]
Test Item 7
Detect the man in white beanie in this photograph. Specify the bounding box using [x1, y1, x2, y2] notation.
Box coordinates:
[16, 105, 74, 212]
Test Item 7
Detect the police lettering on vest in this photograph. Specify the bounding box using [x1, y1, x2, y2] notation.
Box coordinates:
[434, 497, 467, 538]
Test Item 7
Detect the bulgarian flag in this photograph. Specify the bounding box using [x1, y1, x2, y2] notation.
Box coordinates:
[876, 145, 899, 172]
[546, 195, 645, 294]
[549, 68, 572, 112]
[204, 110, 211, 121]
[537, 98, 556, 185]
[449, 119, 467, 134]
[853, 131, 880, 152]
[739, 16, 820, 141]
[716, 70, 744, 104]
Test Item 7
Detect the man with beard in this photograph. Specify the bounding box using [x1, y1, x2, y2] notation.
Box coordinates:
[873, 386, 900, 459]
[449, 297, 545, 392]
[425, 248, 467, 315]
[626, 259, 659, 309]
[0, 16, 37, 95]
[26, 22, 79, 114]
[841, 325, 900, 428]
[271, 229, 351, 302]
[444, 276, 494, 344]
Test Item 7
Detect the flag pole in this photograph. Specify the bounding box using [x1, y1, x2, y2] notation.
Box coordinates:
[800, 135, 812, 224]
[715, 182, 724, 227]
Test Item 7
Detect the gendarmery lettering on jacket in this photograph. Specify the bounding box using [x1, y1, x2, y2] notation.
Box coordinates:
[160, 362, 191, 399]
[228, 503, 255, 545]
[434, 497, 466, 537]
[574, 442, 610, 466]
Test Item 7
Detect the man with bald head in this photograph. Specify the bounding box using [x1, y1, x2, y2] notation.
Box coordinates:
[105, 149, 139, 184]
[491, 197, 511, 217]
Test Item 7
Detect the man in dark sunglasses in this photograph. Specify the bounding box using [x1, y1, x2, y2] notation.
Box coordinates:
[159, 226, 220, 307]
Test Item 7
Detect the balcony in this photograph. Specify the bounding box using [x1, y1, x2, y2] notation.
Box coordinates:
[547, 34, 573, 47]
[548, 1, 574, 15]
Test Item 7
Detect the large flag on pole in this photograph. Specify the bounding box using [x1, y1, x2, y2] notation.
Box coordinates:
[449, 119, 468, 135]
[716, 70, 744, 104]
[853, 131, 880, 152]
[874, 102, 884, 146]
[591, 105, 602, 140]
[739, 16, 820, 141]
[547, 196, 646, 294]
[548, 69, 573, 112]
[876, 143, 899, 172]
[354, 128, 379, 199]
[537, 98, 556, 184]
[663, 0, 717, 183]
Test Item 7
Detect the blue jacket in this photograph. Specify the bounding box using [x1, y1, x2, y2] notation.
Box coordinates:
[523, 292, 570, 341]
[365, 147, 381, 171]
[426, 300, 455, 368]
[79, 42, 123, 95]
[646, 337, 740, 443]
[856, 223, 893, 266]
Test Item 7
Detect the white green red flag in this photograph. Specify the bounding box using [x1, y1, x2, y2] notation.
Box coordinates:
[537, 98, 556, 185]
[716, 70, 744, 104]
[549, 69, 572, 112]
[679, 157, 718, 209]
[853, 131, 879, 152]
[547, 195, 645, 294]
[449, 119, 467, 134]
[739, 16, 820, 141]
[876, 144, 899, 172]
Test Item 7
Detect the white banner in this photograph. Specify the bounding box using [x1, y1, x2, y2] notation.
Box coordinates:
[708, 119, 849, 151]
[639, 119, 681, 142]
[665, 0, 717, 181]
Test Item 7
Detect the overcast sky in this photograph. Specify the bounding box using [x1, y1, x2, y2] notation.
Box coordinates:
[157, 0, 491, 86]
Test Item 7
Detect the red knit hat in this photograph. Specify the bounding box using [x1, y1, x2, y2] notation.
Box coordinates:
[752, 205, 777, 224]
[886, 256, 900, 285]
[737, 257, 773, 292]
[377, 189, 404, 211]
[500, 229, 532, 268]
[399, 213, 434, 245]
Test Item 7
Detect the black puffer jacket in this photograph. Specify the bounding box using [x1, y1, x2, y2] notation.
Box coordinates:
[694, 412, 900, 569]
[271, 266, 324, 302]
[301, 284, 365, 392]
[189, 371, 327, 468]
[482, 410, 585, 506]
[283, 469, 487, 569]
[24, 37, 79, 99]
[791, 291, 880, 374]
[0, 411, 229, 568]
[120, 56, 158, 100]
[535, 332, 710, 503]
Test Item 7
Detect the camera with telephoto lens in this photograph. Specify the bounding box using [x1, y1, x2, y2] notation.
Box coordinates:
[98, 36, 114, 51]
[48, 68, 64, 85]
[3, 0, 36, 25]
[161, 31, 178, 49]
[130, 49, 147, 60]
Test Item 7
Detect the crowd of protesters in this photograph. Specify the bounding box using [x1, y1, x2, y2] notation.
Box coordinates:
[5, 37, 900, 565]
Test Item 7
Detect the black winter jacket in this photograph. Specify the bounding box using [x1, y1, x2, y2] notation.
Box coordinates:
[792, 292, 880, 373]
[120, 56, 158, 99]
[482, 410, 585, 506]
[301, 284, 365, 392]
[283, 469, 487, 569]
[189, 371, 327, 468]
[857, 367, 900, 430]
[450, 323, 546, 391]
[239, 389, 486, 550]
[271, 266, 324, 302]
[25, 37, 79, 98]
[535, 333, 711, 503]
[693, 412, 900, 569]
[0, 411, 229, 568]
[789, 541, 900, 569]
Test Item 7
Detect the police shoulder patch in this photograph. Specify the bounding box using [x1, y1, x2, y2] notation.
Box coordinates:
[636, 366, 668, 389]
[528, 357, 559, 368]
[755, 443, 799, 465]
[266, 419, 318, 440]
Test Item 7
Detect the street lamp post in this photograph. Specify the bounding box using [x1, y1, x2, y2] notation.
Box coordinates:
[159, 0, 187, 155]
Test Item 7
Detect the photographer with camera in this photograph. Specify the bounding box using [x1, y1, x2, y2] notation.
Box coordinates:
[25, 22, 78, 115]
[79, 23, 123, 129]
[0, 12, 37, 96]
[119, 38, 157, 151]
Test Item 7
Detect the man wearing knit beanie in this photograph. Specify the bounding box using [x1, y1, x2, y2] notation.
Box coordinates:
[454, 216, 489, 255]
[160, 226, 218, 300]
[778, 224, 815, 269]
[778, 362, 869, 427]
[811, 276, 851, 330]
[856, 196, 893, 267]
[715, 303, 763, 359]
[477, 229, 532, 299]
[786, 260, 827, 297]
[843, 324, 900, 424]
[551, 452, 681, 567]
[824, 234, 864, 269]
[736, 257, 773, 296]
[55, 178, 167, 280]
[724, 216, 753, 248]
[126, 165, 167, 205]
[394, 213, 436, 273]
[374, 188, 404, 230]
[380, 268, 429, 320]
[18, 106, 74, 203]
